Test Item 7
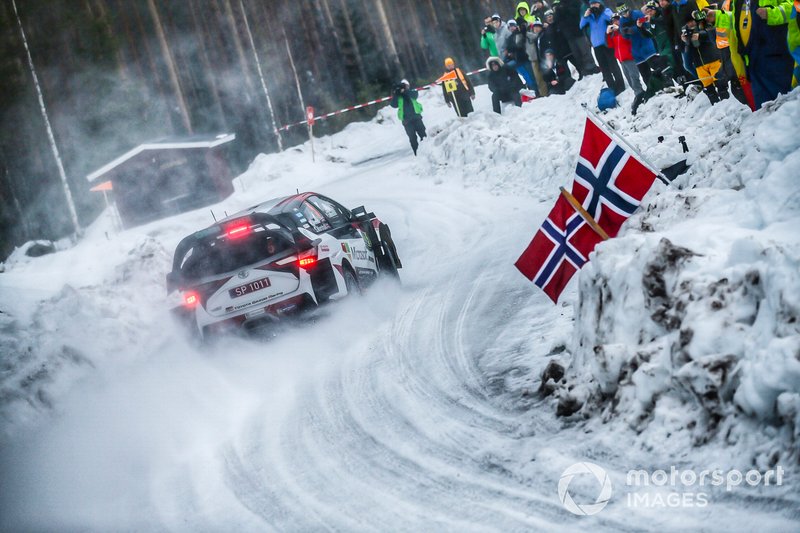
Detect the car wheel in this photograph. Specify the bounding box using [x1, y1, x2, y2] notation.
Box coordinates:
[343, 266, 361, 296]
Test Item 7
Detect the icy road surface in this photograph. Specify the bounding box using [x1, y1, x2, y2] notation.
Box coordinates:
[1, 83, 797, 531]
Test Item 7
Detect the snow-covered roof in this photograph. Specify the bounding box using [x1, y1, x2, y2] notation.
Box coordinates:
[85, 133, 235, 182]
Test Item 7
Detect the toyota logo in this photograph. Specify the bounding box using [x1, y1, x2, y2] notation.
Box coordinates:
[237, 270, 249, 279]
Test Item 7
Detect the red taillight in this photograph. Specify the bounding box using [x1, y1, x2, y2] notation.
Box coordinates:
[184, 291, 199, 308]
[225, 224, 251, 239]
[298, 256, 317, 268]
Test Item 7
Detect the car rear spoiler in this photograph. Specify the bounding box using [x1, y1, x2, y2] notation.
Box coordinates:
[350, 206, 375, 222]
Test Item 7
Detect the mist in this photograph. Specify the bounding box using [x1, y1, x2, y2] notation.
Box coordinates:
[0, 0, 497, 258]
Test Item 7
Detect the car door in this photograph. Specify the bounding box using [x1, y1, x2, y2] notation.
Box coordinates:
[307, 195, 376, 275]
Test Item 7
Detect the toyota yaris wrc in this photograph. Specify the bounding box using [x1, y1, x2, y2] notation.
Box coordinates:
[167, 192, 401, 339]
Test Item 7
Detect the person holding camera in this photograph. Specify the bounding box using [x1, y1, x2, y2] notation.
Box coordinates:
[504, 19, 540, 93]
[389, 80, 427, 156]
[617, 3, 670, 89]
[607, 12, 646, 95]
[681, 9, 730, 103]
[581, 0, 627, 94]
[481, 15, 500, 56]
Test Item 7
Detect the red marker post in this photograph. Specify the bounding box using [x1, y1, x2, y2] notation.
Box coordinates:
[306, 106, 315, 162]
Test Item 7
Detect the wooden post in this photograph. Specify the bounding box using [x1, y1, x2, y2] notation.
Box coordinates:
[559, 186, 610, 241]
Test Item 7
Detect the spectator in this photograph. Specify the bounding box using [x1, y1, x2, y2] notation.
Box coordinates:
[618, 3, 670, 89]
[790, 1, 799, 87]
[659, 0, 692, 81]
[681, 10, 730, 103]
[643, 0, 680, 78]
[703, 3, 751, 106]
[481, 16, 500, 57]
[542, 49, 577, 92]
[516, 1, 538, 27]
[531, 0, 551, 19]
[671, 0, 701, 80]
[505, 20, 539, 92]
[489, 14, 513, 59]
[607, 13, 646, 95]
[729, 0, 794, 109]
[541, 8, 582, 75]
[555, 0, 601, 77]
[529, 19, 552, 95]
[486, 56, 525, 112]
[440, 57, 476, 117]
[389, 79, 426, 155]
[581, 0, 627, 94]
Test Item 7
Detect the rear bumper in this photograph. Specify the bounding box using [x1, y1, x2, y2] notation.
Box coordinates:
[201, 292, 317, 338]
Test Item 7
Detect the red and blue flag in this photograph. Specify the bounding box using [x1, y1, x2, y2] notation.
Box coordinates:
[515, 116, 658, 302]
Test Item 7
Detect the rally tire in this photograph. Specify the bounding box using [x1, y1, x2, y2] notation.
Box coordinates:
[343, 266, 361, 296]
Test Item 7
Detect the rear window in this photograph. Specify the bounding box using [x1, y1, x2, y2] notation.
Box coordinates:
[179, 229, 291, 279]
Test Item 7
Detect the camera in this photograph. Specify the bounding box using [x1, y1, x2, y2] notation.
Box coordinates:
[637, 16, 648, 24]
[483, 24, 495, 33]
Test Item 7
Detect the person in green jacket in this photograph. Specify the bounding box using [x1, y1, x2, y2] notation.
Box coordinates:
[481, 15, 499, 56]
[790, 0, 800, 87]
[389, 79, 426, 156]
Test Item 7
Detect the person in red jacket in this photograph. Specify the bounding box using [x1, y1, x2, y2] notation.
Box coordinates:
[607, 13, 644, 95]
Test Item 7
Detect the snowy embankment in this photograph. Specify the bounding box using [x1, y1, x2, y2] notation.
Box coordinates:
[0, 73, 798, 530]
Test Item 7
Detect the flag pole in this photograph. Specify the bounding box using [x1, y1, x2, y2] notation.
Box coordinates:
[559, 186, 610, 241]
[582, 105, 670, 185]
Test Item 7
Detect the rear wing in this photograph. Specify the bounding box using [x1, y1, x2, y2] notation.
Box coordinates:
[350, 206, 375, 222]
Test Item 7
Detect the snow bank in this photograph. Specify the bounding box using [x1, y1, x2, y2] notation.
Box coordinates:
[551, 90, 800, 463]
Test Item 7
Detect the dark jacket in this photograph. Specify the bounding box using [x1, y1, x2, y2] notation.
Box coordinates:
[487, 58, 525, 96]
[505, 28, 532, 62]
[670, 0, 700, 47]
[540, 19, 572, 59]
[440, 67, 475, 104]
[732, 0, 794, 58]
[683, 23, 721, 66]
[542, 59, 576, 93]
[556, 0, 587, 38]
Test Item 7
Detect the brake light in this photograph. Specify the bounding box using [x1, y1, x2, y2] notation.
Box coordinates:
[225, 223, 251, 239]
[184, 291, 200, 308]
[297, 247, 318, 269]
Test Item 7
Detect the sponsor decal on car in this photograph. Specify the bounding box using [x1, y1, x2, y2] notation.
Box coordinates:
[320, 244, 330, 253]
[341, 242, 352, 255]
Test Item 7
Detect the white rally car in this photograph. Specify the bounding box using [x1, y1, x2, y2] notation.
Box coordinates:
[167, 192, 401, 338]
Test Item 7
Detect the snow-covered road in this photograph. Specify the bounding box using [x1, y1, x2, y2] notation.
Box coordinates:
[2, 82, 798, 531]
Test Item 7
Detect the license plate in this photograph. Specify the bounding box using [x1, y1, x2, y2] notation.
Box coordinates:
[229, 277, 271, 298]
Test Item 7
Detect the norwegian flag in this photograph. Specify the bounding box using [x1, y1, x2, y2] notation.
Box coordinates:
[515, 116, 658, 302]
[571, 116, 658, 238]
[514, 195, 603, 303]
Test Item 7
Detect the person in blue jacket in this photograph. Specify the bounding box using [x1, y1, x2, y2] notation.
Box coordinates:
[618, 3, 670, 88]
[580, 0, 627, 93]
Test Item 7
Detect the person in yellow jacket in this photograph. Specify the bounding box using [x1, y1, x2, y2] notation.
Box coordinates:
[439, 57, 476, 117]
[707, 0, 751, 105]
[729, 0, 794, 108]
[705, 5, 756, 108]
[790, 0, 800, 86]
